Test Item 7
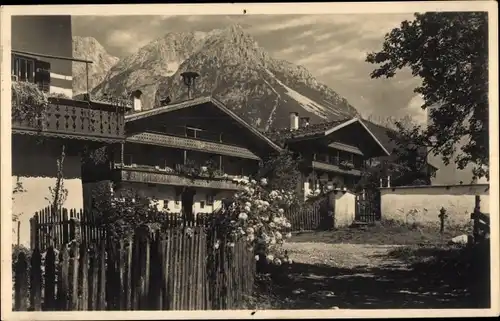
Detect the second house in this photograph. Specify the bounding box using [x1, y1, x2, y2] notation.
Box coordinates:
[83, 94, 281, 219]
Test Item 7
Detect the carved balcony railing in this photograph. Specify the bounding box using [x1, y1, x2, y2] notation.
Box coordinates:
[126, 131, 261, 160]
[113, 164, 243, 190]
[12, 97, 127, 143]
[311, 160, 362, 176]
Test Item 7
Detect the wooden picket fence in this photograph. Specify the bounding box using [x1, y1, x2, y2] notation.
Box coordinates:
[30, 207, 105, 251]
[14, 224, 256, 311]
[30, 207, 190, 252]
[284, 204, 323, 231]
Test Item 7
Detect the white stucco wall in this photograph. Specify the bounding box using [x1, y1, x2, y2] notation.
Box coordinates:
[380, 184, 490, 227]
[117, 182, 235, 215]
[12, 154, 83, 248]
[330, 191, 356, 228]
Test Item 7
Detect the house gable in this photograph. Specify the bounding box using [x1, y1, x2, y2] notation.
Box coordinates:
[268, 118, 390, 158]
[125, 96, 282, 157]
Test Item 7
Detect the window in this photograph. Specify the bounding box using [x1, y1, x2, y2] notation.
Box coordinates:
[162, 200, 170, 209]
[12, 54, 51, 92]
[206, 194, 214, 206]
[185, 126, 203, 138]
[200, 201, 205, 209]
[12, 54, 35, 82]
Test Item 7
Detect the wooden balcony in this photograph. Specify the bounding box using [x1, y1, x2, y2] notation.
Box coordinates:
[311, 160, 362, 176]
[114, 164, 243, 191]
[126, 131, 261, 160]
[12, 97, 127, 143]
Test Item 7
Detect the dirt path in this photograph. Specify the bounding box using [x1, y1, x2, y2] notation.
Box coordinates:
[266, 242, 475, 309]
[283, 242, 405, 270]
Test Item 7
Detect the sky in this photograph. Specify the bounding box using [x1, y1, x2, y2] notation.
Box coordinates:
[72, 14, 427, 124]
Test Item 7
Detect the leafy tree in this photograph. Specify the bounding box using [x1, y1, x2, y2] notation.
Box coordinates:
[366, 12, 489, 180]
[256, 149, 303, 204]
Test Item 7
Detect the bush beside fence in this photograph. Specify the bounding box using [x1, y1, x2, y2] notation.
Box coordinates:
[14, 224, 255, 311]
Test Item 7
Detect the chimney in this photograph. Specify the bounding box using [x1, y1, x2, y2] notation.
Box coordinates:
[180, 71, 200, 100]
[131, 90, 143, 112]
[300, 117, 310, 128]
[289, 112, 299, 130]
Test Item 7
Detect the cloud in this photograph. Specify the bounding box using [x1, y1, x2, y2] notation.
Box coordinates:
[405, 94, 427, 125]
[251, 15, 319, 33]
[106, 29, 151, 55]
[315, 64, 345, 76]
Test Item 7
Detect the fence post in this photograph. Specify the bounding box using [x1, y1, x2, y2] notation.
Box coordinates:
[79, 243, 89, 311]
[69, 217, 82, 243]
[57, 246, 70, 310]
[30, 216, 37, 250]
[44, 247, 57, 310]
[69, 242, 80, 310]
[472, 195, 481, 243]
[438, 207, 447, 234]
[14, 252, 29, 311]
[30, 247, 43, 311]
[97, 241, 106, 310]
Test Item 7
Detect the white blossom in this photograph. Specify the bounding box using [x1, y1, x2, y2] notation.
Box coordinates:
[278, 208, 285, 214]
[260, 178, 268, 186]
[266, 254, 274, 261]
[285, 232, 292, 239]
[255, 255, 260, 261]
[238, 212, 248, 220]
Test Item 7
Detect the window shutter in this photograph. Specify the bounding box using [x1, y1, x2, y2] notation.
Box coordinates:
[35, 60, 51, 93]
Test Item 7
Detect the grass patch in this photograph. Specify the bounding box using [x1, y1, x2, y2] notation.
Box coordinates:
[290, 220, 470, 245]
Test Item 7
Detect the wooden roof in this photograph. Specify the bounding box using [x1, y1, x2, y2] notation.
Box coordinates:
[125, 96, 282, 153]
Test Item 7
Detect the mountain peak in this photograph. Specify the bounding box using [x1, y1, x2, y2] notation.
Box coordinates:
[79, 28, 360, 130]
[72, 36, 119, 96]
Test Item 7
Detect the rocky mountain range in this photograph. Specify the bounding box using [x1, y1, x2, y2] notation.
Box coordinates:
[73, 24, 360, 130]
[72, 36, 119, 96]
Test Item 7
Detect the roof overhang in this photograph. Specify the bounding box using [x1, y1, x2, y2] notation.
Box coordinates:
[125, 96, 282, 153]
[286, 118, 391, 156]
[324, 118, 391, 156]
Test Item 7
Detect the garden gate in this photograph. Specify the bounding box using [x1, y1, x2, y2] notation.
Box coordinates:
[355, 189, 381, 223]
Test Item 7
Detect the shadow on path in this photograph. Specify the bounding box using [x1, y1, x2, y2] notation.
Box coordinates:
[262, 244, 490, 310]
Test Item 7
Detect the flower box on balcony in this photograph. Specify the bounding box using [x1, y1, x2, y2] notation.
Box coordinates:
[339, 161, 355, 170]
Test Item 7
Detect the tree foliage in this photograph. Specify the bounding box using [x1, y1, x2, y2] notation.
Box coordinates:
[90, 183, 165, 242]
[366, 12, 489, 179]
[256, 149, 302, 201]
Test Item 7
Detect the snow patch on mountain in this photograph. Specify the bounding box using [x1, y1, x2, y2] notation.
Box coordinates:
[166, 60, 181, 76]
[265, 69, 330, 119]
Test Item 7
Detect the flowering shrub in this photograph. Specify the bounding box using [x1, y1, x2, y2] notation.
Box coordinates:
[11, 81, 48, 124]
[90, 185, 166, 242]
[208, 177, 295, 266]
